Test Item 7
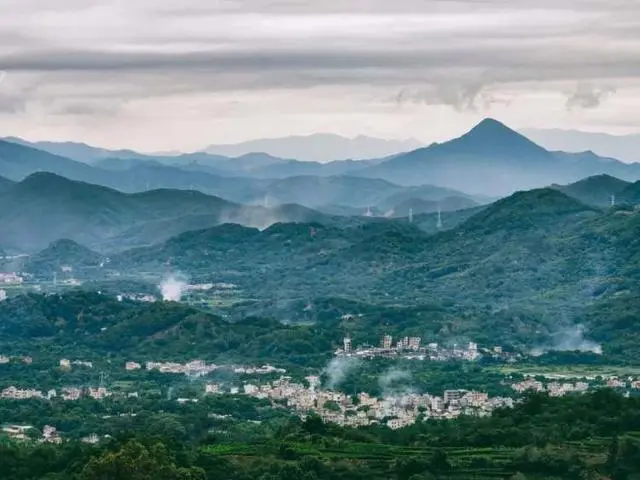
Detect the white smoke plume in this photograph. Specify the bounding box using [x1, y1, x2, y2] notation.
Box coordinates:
[531, 324, 602, 356]
[379, 367, 414, 397]
[323, 357, 361, 390]
[160, 274, 188, 302]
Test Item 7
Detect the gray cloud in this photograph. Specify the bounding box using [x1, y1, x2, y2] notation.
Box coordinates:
[566, 83, 617, 110]
[0, 0, 638, 147]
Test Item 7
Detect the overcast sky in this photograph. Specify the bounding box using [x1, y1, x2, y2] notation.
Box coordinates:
[0, 0, 639, 152]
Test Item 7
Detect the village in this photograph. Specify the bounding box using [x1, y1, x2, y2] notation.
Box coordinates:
[4, 355, 640, 443]
[205, 375, 514, 429]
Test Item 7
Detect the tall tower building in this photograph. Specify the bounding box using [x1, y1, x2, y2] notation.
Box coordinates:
[343, 337, 352, 354]
[382, 335, 392, 350]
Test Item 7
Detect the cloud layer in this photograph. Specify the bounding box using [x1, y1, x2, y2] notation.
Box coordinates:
[0, 0, 638, 150]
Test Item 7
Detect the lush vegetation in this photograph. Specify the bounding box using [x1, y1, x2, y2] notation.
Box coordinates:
[2, 391, 640, 479]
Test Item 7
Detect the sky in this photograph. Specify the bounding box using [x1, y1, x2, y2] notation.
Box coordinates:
[0, 0, 639, 152]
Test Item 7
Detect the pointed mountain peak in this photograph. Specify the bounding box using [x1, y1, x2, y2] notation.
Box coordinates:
[464, 118, 528, 142]
[469, 117, 511, 133]
[433, 118, 550, 159]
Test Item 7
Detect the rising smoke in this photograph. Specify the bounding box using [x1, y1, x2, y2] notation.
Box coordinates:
[322, 357, 361, 390]
[159, 274, 188, 302]
[379, 367, 414, 397]
[531, 324, 602, 356]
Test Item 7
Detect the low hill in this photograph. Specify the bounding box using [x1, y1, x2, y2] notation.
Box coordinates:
[24, 239, 104, 274]
[552, 174, 631, 206]
[0, 292, 334, 362]
[459, 188, 599, 234]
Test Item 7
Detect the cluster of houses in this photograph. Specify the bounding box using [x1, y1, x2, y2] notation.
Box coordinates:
[336, 336, 518, 362]
[1, 424, 107, 445]
[0, 272, 23, 284]
[511, 376, 640, 396]
[0, 355, 33, 364]
[131, 360, 285, 376]
[205, 376, 514, 429]
[1, 386, 111, 401]
[1, 424, 61, 443]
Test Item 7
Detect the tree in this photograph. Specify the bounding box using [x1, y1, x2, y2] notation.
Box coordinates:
[78, 440, 204, 480]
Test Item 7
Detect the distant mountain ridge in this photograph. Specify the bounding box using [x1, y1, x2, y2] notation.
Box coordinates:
[5, 118, 640, 199]
[2, 137, 149, 164]
[522, 128, 640, 163]
[204, 133, 424, 162]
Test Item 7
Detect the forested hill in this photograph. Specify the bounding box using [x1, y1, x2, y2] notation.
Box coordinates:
[111, 187, 637, 309]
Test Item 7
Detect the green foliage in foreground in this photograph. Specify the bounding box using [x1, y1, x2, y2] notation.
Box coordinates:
[2, 391, 640, 479]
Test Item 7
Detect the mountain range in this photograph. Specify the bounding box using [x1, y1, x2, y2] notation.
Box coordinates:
[0, 139, 484, 215]
[5, 119, 640, 199]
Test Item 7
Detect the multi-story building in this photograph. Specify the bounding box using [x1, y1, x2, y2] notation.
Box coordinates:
[444, 389, 467, 405]
[408, 337, 421, 350]
[343, 337, 352, 354]
[381, 335, 393, 350]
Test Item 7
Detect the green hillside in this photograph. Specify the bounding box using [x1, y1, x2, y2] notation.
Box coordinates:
[0, 173, 340, 252]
